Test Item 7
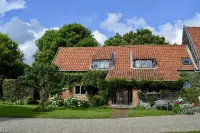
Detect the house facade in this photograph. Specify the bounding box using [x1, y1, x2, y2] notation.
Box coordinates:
[53, 26, 200, 107]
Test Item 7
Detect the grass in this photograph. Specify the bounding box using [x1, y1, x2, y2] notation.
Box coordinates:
[128, 109, 176, 117]
[168, 131, 200, 133]
[0, 104, 113, 119]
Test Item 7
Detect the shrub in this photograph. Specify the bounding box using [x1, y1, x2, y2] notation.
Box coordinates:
[139, 102, 151, 110]
[50, 94, 63, 107]
[79, 100, 89, 108]
[24, 97, 38, 105]
[172, 104, 180, 113]
[97, 105, 109, 109]
[16, 100, 24, 105]
[192, 106, 200, 114]
[89, 95, 107, 107]
[129, 106, 137, 110]
[63, 96, 78, 108]
[179, 104, 194, 114]
[182, 88, 199, 104]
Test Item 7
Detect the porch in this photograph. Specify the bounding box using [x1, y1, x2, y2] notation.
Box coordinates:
[108, 87, 139, 107]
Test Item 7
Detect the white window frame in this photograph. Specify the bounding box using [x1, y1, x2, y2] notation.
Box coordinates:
[133, 59, 156, 68]
[91, 60, 111, 69]
[74, 85, 86, 95]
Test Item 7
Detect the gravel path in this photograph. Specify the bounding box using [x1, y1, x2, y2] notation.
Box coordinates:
[0, 115, 200, 133]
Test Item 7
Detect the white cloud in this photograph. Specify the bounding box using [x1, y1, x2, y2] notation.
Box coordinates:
[101, 13, 133, 35]
[127, 17, 146, 27]
[92, 30, 107, 46]
[101, 12, 200, 44]
[0, 17, 46, 65]
[0, 0, 25, 17]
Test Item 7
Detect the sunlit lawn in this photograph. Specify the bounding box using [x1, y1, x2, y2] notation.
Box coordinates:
[128, 109, 176, 117]
[0, 104, 113, 119]
[168, 131, 200, 133]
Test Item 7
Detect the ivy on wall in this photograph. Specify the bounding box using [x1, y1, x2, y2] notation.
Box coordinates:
[63, 70, 184, 101]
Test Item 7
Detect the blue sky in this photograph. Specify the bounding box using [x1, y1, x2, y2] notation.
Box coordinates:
[0, 0, 200, 64]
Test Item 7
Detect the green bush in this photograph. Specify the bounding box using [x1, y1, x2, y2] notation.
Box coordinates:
[50, 94, 63, 107]
[24, 97, 38, 105]
[16, 100, 24, 105]
[89, 95, 107, 107]
[172, 105, 180, 113]
[63, 96, 78, 107]
[179, 104, 194, 114]
[182, 88, 199, 104]
[192, 106, 200, 113]
[79, 100, 89, 108]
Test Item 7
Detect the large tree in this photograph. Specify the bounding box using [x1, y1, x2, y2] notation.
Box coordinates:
[104, 29, 168, 46]
[0, 33, 25, 99]
[19, 64, 65, 110]
[34, 23, 98, 65]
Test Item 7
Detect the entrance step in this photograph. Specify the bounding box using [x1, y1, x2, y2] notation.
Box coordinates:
[110, 109, 128, 118]
[111, 105, 130, 109]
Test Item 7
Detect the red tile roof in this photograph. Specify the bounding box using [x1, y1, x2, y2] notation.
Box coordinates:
[53, 45, 194, 81]
[185, 27, 200, 57]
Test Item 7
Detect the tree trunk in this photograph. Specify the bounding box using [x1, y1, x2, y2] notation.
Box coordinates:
[33, 87, 39, 103]
[40, 89, 47, 111]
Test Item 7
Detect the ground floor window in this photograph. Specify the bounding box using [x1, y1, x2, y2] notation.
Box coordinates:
[74, 85, 86, 95]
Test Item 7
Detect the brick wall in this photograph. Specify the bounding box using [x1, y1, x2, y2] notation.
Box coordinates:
[132, 88, 139, 107]
[60, 88, 88, 101]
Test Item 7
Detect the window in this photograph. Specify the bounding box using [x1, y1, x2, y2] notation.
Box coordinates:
[182, 58, 191, 65]
[74, 86, 86, 95]
[91, 60, 111, 69]
[133, 59, 156, 68]
[183, 81, 190, 89]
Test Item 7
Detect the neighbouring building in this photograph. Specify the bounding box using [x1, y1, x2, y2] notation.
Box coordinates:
[53, 26, 200, 107]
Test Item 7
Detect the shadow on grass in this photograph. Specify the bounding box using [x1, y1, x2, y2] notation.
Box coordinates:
[0, 105, 113, 119]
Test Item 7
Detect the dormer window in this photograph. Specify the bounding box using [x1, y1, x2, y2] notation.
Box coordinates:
[133, 59, 156, 68]
[91, 60, 111, 69]
[182, 58, 191, 65]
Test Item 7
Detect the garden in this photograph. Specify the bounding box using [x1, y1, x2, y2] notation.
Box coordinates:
[0, 66, 200, 119]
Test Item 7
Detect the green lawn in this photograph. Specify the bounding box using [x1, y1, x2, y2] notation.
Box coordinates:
[168, 131, 200, 133]
[0, 104, 113, 119]
[128, 109, 176, 117]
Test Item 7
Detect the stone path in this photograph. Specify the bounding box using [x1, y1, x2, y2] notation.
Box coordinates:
[110, 109, 128, 118]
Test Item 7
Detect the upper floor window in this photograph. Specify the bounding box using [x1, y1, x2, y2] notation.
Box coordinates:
[182, 58, 191, 65]
[91, 60, 111, 69]
[133, 59, 156, 68]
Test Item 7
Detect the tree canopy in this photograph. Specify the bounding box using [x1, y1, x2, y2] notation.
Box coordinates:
[104, 29, 168, 46]
[34, 23, 98, 65]
[19, 64, 65, 110]
[0, 33, 26, 99]
[0, 33, 25, 79]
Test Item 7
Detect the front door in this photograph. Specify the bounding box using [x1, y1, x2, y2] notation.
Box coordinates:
[112, 87, 132, 105]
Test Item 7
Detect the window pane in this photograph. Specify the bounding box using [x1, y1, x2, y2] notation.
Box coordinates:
[182, 58, 191, 65]
[152, 60, 156, 67]
[75, 86, 80, 94]
[104, 61, 109, 68]
[99, 61, 104, 68]
[141, 60, 146, 68]
[92, 61, 98, 69]
[183, 81, 190, 89]
[135, 60, 141, 67]
[81, 86, 86, 94]
[147, 60, 153, 68]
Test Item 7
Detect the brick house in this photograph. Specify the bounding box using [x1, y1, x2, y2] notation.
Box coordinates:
[53, 26, 200, 107]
